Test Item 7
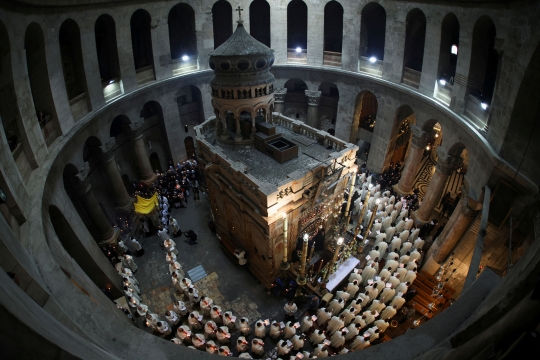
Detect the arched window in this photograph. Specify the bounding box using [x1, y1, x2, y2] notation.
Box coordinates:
[249, 0, 271, 47]
[95, 15, 122, 101]
[323, 1, 343, 67]
[402, 9, 426, 88]
[468, 16, 498, 104]
[287, 0, 308, 51]
[168, 3, 197, 59]
[360, 2, 386, 61]
[212, 1, 233, 49]
[130, 9, 154, 71]
[437, 13, 460, 84]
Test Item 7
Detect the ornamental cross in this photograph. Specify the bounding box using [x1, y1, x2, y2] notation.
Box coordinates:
[236, 6, 243, 20]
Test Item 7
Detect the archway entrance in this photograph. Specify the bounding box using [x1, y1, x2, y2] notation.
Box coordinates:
[149, 152, 162, 173]
[184, 137, 195, 160]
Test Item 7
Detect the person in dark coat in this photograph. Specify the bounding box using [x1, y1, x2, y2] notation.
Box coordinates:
[313, 228, 326, 252]
[185, 230, 199, 245]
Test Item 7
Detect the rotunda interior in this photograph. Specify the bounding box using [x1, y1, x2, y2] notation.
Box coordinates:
[1, 1, 540, 359]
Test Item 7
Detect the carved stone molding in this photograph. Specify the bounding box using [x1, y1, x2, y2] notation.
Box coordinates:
[100, 138, 116, 162]
[410, 124, 427, 148]
[274, 88, 287, 103]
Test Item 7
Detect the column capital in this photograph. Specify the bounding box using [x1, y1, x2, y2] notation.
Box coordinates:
[305, 90, 321, 106]
[410, 125, 427, 147]
[436, 149, 463, 176]
[100, 138, 116, 162]
[75, 163, 92, 196]
[129, 118, 145, 138]
[274, 88, 287, 103]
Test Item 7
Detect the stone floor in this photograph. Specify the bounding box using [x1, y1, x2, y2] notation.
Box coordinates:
[121, 191, 311, 357]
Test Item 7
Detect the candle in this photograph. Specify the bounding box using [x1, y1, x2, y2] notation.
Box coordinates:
[317, 259, 324, 273]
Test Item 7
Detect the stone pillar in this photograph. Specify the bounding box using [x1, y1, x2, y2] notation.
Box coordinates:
[422, 196, 480, 275]
[250, 111, 257, 139]
[414, 150, 462, 225]
[418, 16, 441, 97]
[101, 138, 133, 213]
[234, 115, 242, 141]
[129, 118, 157, 185]
[483, 38, 504, 133]
[305, 90, 321, 128]
[394, 125, 427, 195]
[75, 164, 119, 245]
[274, 89, 287, 114]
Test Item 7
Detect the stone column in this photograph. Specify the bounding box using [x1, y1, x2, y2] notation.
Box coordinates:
[422, 196, 480, 275]
[250, 111, 257, 139]
[414, 150, 462, 225]
[274, 89, 287, 114]
[101, 138, 133, 213]
[305, 90, 321, 128]
[75, 164, 119, 245]
[234, 115, 242, 141]
[394, 125, 427, 195]
[129, 118, 157, 185]
[483, 38, 504, 133]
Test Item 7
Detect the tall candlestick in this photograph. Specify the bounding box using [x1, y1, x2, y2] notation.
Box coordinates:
[280, 213, 290, 270]
[297, 234, 309, 285]
[363, 201, 378, 240]
[343, 168, 357, 230]
[324, 237, 344, 282]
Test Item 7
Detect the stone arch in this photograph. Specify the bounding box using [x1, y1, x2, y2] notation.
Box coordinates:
[168, 3, 197, 59]
[350, 90, 378, 143]
[250, 0, 271, 47]
[82, 136, 103, 164]
[318, 82, 339, 131]
[140, 100, 172, 163]
[177, 85, 205, 125]
[403, 8, 427, 87]
[360, 2, 386, 60]
[25, 22, 60, 146]
[467, 15, 498, 105]
[59, 19, 91, 120]
[109, 114, 131, 138]
[287, 0, 308, 51]
[323, 1, 344, 54]
[95, 14, 122, 101]
[447, 142, 467, 174]
[149, 152, 162, 173]
[387, 105, 416, 164]
[130, 9, 154, 71]
[283, 78, 308, 121]
[212, 0, 233, 49]
[48, 204, 121, 297]
[184, 136, 195, 160]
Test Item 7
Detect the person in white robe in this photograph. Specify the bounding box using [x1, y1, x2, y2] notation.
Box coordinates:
[123, 276, 140, 293]
[396, 266, 408, 279]
[335, 290, 350, 303]
[176, 325, 192, 343]
[309, 329, 326, 345]
[188, 311, 203, 330]
[390, 294, 406, 310]
[381, 216, 393, 231]
[122, 254, 138, 272]
[211, 306, 223, 324]
[164, 239, 178, 255]
[390, 237, 402, 252]
[124, 286, 141, 302]
[277, 340, 293, 356]
[169, 217, 180, 236]
[346, 280, 360, 298]
[369, 299, 385, 314]
[404, 218, 414, 231]
[283, 321, 296, 339]
[173, 300, 188, 317]
[200, 296, 214, 317]
[156, 321, 172, 335]
[300, 315, 313, 333]
[283, 301, 298, 318]
[374, 232, 387, 246]
[170, 338, 183, 345]
[357, 291, 371, 308]
[188, 287, 200, 305]
[349, 298, 363, 314]
[326, 314, 345, 335]
[384, 204, 393, 215]
[222, 311, 235, 329]
[400, 240, 413, 255]
[386, 258, 400, 273]
[371, 220, 383, 234]
[379, 266, 392, 281]
[166, 310, 180, 326]
[136, 304, 147, 316]
[238, 352, 252, 359]
[179, 277, 192, 295]
[388, 274, 401, 289]
[410, 249, 422, 261]
[239, 317, 251, 336]
[351, 335, 370, 350]
[367, 326, 380, 341]
[327, 298, 345, 315]
[168, 261, 183, 276]
[312, 344, 329, 358]
[374, 319, 390, 333]
[171, 273, 183, 292]
[116, 240, 129, 256]
[129, 237, 143, 254]
[362, 310, 376, 325]
[192, 333, 205, 349]
[348, 269, 362, 283]
[365, 285, 379, 302]
[205, 320, 218, 339]
[362, 264, 377, 286]
[345, 322, 361, 341]
[409, 228, 420, 241]
[385, 226, 396, 240]
[341, 307, 356, 326]
[291, 334, 305, 351]
[165, 252, 177, 264]
[395, 219, 405, 233]
[400, 253, 411, 264]
[369, 247, 381, 262]
[380, 305, 397, 320]
[145, 312, 160, 330]
[269, 321, 282, 339]
[395, 282, 410, 295]
[316, 308, 332, 327]
[330, 329, 346, 348]
[120, 266, 135, 279]
[206, 340, 218, 354]
[353, 314, 367, 329]
[399, 230, 410, 243]
[404, 269, 417, 283]
[158, 228, 170, 242]
[413, 237, 425, 251]
[216, 326, 231, 344]
[251, 338, 265, 356]
[379, 286, 396, 304]
[254, 320, 267, 338]
[236, 336, 249, 353]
